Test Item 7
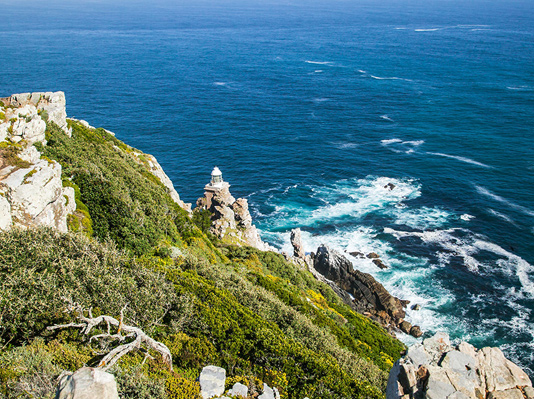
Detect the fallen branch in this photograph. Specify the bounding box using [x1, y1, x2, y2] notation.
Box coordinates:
[47, 303, 172, 371]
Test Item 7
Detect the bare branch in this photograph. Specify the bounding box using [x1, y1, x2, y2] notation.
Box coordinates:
[47, 303, 172, 371]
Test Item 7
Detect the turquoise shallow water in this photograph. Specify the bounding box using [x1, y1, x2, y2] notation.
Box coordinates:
[1, 0, 533, 374]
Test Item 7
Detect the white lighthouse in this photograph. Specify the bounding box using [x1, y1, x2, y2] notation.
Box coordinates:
[202, 166, 230, 209]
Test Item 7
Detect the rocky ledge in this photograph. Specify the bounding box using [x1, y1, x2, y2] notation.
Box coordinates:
[289, 228, 421, 337]
[387, 332, 533, 399]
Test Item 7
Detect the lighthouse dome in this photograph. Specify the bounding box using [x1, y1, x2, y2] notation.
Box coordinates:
[211, 166, 222, 176]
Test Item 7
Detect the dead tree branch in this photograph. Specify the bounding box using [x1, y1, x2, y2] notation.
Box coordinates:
[47, 303, 172, 371]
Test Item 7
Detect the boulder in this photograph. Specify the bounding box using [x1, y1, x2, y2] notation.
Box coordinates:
[410, 325, 423, 338]
[55, 367, 119, 399]
[290, 228, 305, 259]
[258, 383, 275, 399]
[199, 365, 226, 399]
[385, 182, 396, 190]
[487, 389, 524, 399]
[227, 382, 248, 398]
[373, 258, 388, 269]
[411, 304, 421, 311]
[400, 320, 412, 334]
[386, 332, 532, 399]
[367, 252, 380, 259]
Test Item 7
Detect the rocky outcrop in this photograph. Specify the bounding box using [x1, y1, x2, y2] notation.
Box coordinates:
[0, 92, 75, 232]
[387, 332, 532, 399]
[55, 367, 119, 399]
[199, 365, 281, 399]
[312, 244, 421, 335]
[197, 182, 272, 251]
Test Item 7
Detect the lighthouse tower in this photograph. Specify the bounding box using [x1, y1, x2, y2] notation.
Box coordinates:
[203, 166, 230, 209]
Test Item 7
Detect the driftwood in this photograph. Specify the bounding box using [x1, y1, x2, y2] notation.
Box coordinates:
[47, 303, 172, 371]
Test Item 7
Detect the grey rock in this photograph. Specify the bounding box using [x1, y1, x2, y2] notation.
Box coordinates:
[477, 347, 531, 392]
[406, 343, 430, 368]
[386, 361, 404, 399]
[425, 366, 456, 399]
[440, 351, 476, 374]
[290, 228, 305, 259]
[227, 382, 248, 398]
[199, 365, 226, 399]
[524, 386, 534, 399]
[411, 304, 421, 311]
[55, 367, 119, 399]
[487, 389, 524, 399]
[258, 383, 275, 399]
[0, 195, 12, 230]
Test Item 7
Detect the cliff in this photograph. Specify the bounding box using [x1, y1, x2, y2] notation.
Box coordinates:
[0, 92, 403, 399]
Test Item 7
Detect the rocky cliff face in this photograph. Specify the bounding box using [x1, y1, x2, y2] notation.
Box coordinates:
[197, 184, 272, 251]
[0, 92, 75, 231]
[288, 229, 421, 337]
[0, 91, 190, 232]
[387, 332, 533, 399]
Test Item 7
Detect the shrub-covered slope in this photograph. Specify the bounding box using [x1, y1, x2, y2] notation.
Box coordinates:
[0, 120, 404, 399]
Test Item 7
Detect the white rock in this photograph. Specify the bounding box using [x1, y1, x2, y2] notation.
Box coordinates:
[56, 367, 119, 399]
[258, 383, 276, 399]
[487, 389, 524, 399]
[477, 347, 531, 392]
[406, 343, 430, 367]
[0, 195, 12, 230]
[19, 145, 41, 164]
[199, 365, 226, 399]
[227, 382, 248, 397]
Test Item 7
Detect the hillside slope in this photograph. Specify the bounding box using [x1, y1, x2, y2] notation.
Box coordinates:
[0, 95, 404, 399]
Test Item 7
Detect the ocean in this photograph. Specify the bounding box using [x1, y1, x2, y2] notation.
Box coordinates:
[1, 0, 533, 374]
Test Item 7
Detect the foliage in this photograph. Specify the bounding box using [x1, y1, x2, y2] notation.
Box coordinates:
[42, 121, 193, 255]
[0, 140, 31, 169]
[0, 228, 176, 346]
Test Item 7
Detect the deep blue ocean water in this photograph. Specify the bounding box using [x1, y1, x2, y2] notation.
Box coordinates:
[1, 0, 533, 374]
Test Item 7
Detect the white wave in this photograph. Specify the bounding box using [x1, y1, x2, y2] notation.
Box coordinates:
[382, 138, 424, 154]
[385, 228, 482, 273]
[460, 214, 475, 221]
[473, 240, 534, 297]
[390, 207, 451, 230]
[305, 60, 333, 65]
[381, 138, 403, 144]
[427, 152, 493, 168]
[414, 28, 441, 32]
[313, 97, 330, 103]
[380, 115, 394, 122]
[331, 142, 358, 149]
[507, 86, 533, 92]
[475, 185, 534, 217]
[357, 69, 367, 73]
[370, 75, 413, 82]
[314, 70, 323, 73]
[487, 208, 516, 225]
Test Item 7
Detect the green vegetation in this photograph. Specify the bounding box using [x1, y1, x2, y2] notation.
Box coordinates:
[0, 140, 31, 169]
[0, 120, 404, 398]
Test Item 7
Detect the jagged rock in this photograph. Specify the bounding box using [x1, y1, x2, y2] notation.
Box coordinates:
[411, 304, 421, 311]
[199, 365, 226, 399]
[400, 320, 412, 334]
[55, 367, 119, 399]
[477, 347, 531, 392]
[290, 228, 305, 259]
[197, 171, 272, 251]
[367, 252, 380, 259]
[349, 251, 365, 258]
[385, 182, 396, 190]
[487, 389, 524, 399]
[386, 332, 532, 399]
[227, 382, 248, 397]
[373, 258, 388, 269]
[410, 325, 423, 338]
[313, 245, 406, 327]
